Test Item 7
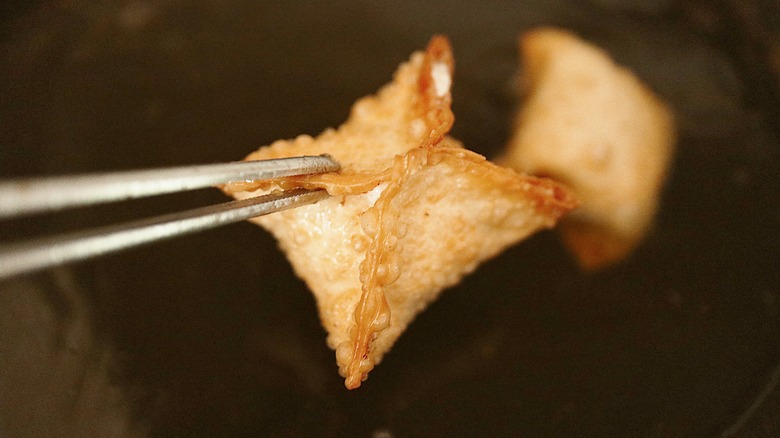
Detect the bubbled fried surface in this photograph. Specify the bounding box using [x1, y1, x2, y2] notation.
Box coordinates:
[224, 36, 576, 389]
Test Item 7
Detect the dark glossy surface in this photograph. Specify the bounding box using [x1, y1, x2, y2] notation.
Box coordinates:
[1, 1, 779, 436]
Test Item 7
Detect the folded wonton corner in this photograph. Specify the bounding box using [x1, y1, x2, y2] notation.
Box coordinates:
[224, 36, 577, 389]
[501, 28, 676, 270]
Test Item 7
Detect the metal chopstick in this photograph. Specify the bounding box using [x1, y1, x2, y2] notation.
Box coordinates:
[0, 189, 327, 280]
[0, 155, 338, 218]
[0, 155, 340, 280]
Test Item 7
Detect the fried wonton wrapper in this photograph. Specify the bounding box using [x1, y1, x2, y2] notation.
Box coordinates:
[501, 28, 675, 270]
[224, 37, 577, 389]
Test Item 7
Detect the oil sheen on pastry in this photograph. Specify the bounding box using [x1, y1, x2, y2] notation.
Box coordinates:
[224, 36, 577, 388]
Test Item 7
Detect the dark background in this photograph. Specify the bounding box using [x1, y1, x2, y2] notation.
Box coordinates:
[1, 0, 779, 436]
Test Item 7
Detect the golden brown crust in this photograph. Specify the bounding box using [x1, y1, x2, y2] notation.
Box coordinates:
[502, 27, 675, 270]
[224, 36, 577, 389]
[340, 145, 576, 388]
[225, 36, 455, 197]
[416, 36, 455, 147]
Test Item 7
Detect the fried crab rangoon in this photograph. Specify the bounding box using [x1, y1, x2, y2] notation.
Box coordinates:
[502, 28, 676, 270]
[223, 37, 577, 389]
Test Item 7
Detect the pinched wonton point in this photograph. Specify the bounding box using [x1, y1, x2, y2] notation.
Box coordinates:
[223, 36, 577, 389]
[502, 28, 676, 270]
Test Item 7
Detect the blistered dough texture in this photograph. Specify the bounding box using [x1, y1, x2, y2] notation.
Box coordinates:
[224, 36, 577, 389]
[349, 147, 573, 384]
[502, 28, 676, 270]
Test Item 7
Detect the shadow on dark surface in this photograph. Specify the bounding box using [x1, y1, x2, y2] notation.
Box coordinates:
[1, 0, 779, 436]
